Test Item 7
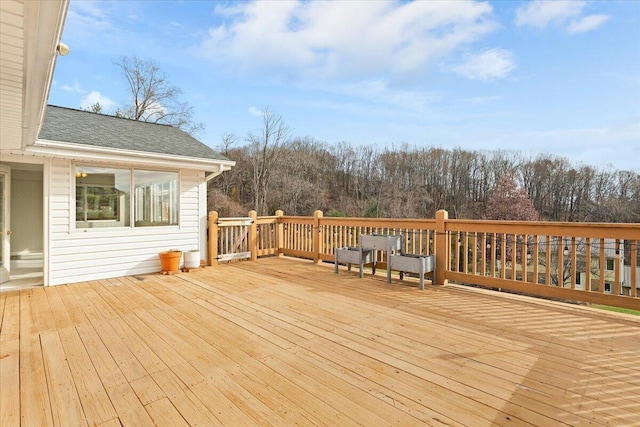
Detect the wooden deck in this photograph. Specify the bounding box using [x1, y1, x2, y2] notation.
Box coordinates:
[1, 257, 639, 426]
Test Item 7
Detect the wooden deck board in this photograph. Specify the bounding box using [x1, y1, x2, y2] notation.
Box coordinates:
[0, 291, 7, 330]
[2, 257, 640, 426]
[18, 291, 53, 427]
[56, 327, 118, 425]
[0, 334, 19, 427]
[144, 397, 190, 427]
[0, 291, 20, 427]
[40, 331, 88, 427]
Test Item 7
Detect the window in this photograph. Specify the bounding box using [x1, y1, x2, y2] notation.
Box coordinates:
[76, 167, 130, 228]
[134, 170, 178, 227]
[75, 165, 178, 229]
[606, 258, 615, 271]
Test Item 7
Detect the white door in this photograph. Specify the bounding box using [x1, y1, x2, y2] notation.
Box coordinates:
[0, 165, 10, 283]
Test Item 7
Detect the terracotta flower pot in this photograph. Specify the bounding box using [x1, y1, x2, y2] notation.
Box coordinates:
[159, 250, 182, 274]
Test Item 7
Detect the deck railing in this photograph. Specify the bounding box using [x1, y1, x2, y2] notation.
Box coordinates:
[208, 209, 640, 310]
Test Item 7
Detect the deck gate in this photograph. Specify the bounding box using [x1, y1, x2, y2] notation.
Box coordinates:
[216, 217, 253, 262]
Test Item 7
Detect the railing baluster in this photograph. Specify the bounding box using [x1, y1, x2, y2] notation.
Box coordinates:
[599, 239, 606, 293]
[584, 237, 591, 291]
[545, 236, 551, 286]
[521, 234, 528, 282]
[532, 235, 539, 284]
[510, 234, 516, 281]
[631, 240, 638, 298]
[481, 233, 487, 276]
[490, 233, 497, 278]
[500, 233, 505, 278]
[614, 239, 621, 296]
[570, 236, 577, 290]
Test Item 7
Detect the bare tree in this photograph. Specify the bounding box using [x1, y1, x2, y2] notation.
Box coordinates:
[212, 133, 240, 196]
[247, 108, 291, 214]
[269, 138, 332, 215]
[114, 55, 204, 136]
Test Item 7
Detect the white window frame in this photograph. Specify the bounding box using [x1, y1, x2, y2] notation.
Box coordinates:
[72, 164, 180, 231]
[605, 258, 615, 271]
[133, 169, 180, 227]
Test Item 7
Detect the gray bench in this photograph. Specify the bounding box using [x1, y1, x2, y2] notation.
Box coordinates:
[388, 253, 435, 290]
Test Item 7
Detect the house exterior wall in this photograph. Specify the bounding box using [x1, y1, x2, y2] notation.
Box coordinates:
[48, 158, 206, 286]
[623, 266, 640, 292]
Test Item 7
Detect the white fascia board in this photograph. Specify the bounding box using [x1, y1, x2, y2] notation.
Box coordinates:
[28, 139, 236, 172]
[22, 0, 69, 149]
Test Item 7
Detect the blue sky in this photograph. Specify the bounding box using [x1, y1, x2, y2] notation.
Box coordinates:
[49, 0, 639, 172]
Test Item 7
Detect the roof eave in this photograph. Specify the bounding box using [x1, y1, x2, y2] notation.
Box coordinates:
[22, 0, 69, 150]
[28, 139, 236, 173]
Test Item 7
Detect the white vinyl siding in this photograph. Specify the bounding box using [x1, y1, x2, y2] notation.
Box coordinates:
[48, 160, 204, 285]
[49, 160, 71, 235]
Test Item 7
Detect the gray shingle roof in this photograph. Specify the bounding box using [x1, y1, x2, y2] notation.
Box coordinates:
[38, 105, 229, 161]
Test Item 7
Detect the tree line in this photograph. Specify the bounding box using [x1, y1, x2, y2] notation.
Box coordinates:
[208, 112, 639, 223]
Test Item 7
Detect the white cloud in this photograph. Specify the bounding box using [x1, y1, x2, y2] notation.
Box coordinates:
[326, 79, 439, 112]
[63, 0, 144, 52]
[515, 1, 609, 34]
[61, 82, 86, 93]
[568, 14, 610, 34]
[450, 49, 516, 81]
[248, 106, 262, 117]
[66, 0, 116, 36]
[80, 91, 116, 111]
[193, 0, 498, 82]
[515, 1, 584, 28]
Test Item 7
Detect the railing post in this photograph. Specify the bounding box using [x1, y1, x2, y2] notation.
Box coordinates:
[208, 211, 218, 266]
[313, 210, 323, 264]
[435, 209, 449, 286]
[275, 210, 284, 257]
[249, 210, 258, 261]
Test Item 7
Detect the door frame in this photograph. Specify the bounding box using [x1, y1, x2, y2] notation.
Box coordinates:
[0, 164, 11, 283]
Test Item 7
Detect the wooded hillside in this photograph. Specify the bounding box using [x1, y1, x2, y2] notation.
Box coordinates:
[209, 138, 639, 223]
